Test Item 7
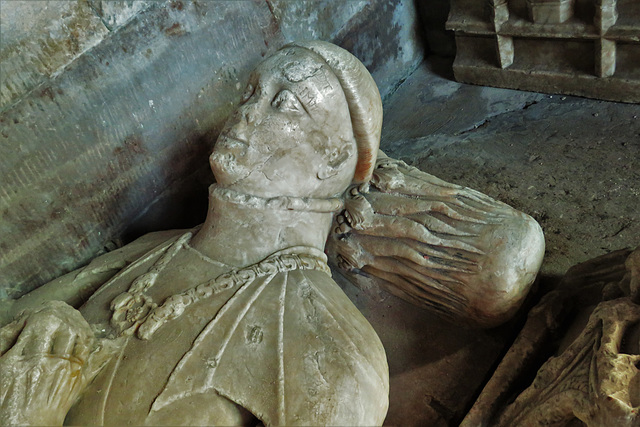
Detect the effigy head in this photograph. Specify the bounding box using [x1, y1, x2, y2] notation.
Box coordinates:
[210, 41, 382, 199]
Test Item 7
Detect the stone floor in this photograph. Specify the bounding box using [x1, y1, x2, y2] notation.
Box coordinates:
[381, 56, 639, 280]
[342, 55, 640, 426]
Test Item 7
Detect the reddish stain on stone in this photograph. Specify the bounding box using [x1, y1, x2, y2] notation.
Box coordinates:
[40, 87, 55, 101]
[164, 22, 186, 37]
[124, 134, 146, 155]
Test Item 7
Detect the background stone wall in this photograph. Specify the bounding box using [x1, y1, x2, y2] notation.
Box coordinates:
[0, 0, 426, 299]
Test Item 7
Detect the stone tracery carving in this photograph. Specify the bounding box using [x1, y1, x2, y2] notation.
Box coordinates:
[0, 41, 545, 425]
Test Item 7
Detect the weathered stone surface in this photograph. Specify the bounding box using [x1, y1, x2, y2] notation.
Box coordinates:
[0, 0, 109, 109]
[447, 0, 640, 103]
[332, 0, 425, 100]
[527, 0, 576, 24]
[266, 0, 369, 43]
[0, 1, 281, 299]
[86, 0, 156, 31]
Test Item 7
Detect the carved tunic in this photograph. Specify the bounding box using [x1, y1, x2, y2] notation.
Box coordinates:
[65, 233, 389, 426]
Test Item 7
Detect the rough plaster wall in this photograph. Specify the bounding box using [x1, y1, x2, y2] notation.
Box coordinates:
[0, 0, 424, 299]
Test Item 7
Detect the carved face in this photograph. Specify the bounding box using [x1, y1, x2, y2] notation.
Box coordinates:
[210, 47, 357, 199]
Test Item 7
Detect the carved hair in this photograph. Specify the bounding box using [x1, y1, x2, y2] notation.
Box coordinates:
[285, 41, 382, 184]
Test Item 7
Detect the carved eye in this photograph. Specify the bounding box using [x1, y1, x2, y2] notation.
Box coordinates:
[241, 83, 255, 103]
[271, 90, 302, 113]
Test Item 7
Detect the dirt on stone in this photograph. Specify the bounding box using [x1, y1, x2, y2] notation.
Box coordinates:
[381, 59, 640, 280]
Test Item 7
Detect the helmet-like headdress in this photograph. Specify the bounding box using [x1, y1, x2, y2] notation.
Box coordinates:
[285, 41, 382, 184]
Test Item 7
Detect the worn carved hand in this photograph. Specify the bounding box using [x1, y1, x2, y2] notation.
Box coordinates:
[0, 301, 108, 426]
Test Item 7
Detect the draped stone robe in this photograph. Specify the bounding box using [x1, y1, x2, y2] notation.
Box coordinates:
[65, 231, 389, 426]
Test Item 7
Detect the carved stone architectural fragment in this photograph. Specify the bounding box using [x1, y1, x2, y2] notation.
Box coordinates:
[447, 0, 640, 102]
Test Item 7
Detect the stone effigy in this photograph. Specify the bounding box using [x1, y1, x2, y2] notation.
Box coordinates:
[0, 41, 544, 425]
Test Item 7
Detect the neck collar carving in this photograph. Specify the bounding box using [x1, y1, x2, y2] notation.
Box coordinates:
[211, 185, 344, 213]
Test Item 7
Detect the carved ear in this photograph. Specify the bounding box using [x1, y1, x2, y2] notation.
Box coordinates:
[317, 143, 355, 180]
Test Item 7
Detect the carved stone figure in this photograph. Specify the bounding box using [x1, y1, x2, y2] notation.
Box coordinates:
[0, 41, 544, 425]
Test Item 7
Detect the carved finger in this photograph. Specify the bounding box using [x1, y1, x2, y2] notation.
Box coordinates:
[0, 373, 10, 403]
[406, 212, 482, 237]
[372, 162, 507, 212]
[334, 222, 351, 235]
[377, 211, 481, 242]
[350, 215, 484, 256]
[371, 256, 470, 295]
[396, 256, 477, 290]
[353, 234, 478, 273]
[0, 377, 22, 425]
[390, 161, 461, 188]
[374, 164, 490, 208]
[400, 168, 505, 210]
[338, 232, 480, 272]
[334, 214, 352, 235]
[41, 362, 65, 407]
[25, 365, 43, 407]
[365, 191, 502, 224]
[372, 161, 460, 193]
[361, 265, 467, 320]
[49, 361, 79, 408]
[455, 191, 510, 214]
[403, 238, 482, 267]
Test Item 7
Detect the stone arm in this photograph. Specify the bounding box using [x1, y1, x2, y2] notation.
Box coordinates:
[0, 230, 183, 425]
[327, 151, 545, 328]
[0, 301, 116, 426]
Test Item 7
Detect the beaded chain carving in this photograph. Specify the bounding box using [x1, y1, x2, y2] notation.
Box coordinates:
[110, 232, 331, 340]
